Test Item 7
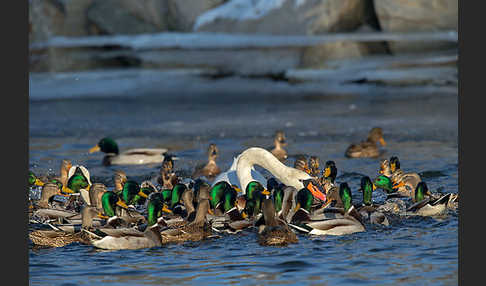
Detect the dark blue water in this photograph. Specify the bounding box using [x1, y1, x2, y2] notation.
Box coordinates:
[29, 75, 457, 286]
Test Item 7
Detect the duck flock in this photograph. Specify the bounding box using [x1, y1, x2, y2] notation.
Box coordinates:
[28, 127, 458, 250]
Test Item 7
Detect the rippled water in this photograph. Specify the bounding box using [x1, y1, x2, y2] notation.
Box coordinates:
[29, 77, 457, 286]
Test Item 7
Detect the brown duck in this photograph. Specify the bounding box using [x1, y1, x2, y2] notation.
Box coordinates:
[345, 127, 386, 158]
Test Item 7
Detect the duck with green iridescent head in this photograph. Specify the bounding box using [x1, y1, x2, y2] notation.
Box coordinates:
[289, 183, 365, 236]
[208, 181, 239, 216]
[64, 165, 92, 194]
[406, 182, 451, 217]
[244, 181, 271, 218]
[357, 176, 389, 226]
[89, 137, 169, 166]
[345, 127, 386, 158]
[29, 171, 45, 188]
[146, 192, 176, 227]
[119, 180, 150, 207]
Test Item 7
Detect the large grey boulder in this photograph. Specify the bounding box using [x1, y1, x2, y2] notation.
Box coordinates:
[194, 0, 368, 34]
[167, 0, 227, 32]
[374, 0, 458, 53]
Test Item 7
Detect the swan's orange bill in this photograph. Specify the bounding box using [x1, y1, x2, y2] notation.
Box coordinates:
[89, 145, 101, 153]
[307, 182, 326, 201]
[379, 137, 387, 146]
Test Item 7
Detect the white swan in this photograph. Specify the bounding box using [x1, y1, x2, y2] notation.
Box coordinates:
[212, 147, 325, 200]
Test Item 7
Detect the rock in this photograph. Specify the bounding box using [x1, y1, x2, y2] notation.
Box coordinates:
[167, 0, 226, 32]
[374, 0, 458, 53]
[29, 0, 94, 43]
[86, 0, 165, 35]
[118, 0, 169, 30]
[194, 0, 368, 34]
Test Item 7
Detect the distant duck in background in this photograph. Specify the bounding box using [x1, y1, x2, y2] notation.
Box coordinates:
[192, 143, 222, 180]
[345, 127, 386, 158]
[89, 137, 169, 166]
[270, 130, 288, 162]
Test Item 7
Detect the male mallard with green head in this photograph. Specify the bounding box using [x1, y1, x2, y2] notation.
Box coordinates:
[89, 137, 169, 166]
[357, 176, 389, 226]
[407, 182, 451, 216]
[289, 183, 365, 236]
[345, 127, 386, 158]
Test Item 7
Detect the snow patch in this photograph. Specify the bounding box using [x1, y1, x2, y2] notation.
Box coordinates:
[194, 0, 287, 30]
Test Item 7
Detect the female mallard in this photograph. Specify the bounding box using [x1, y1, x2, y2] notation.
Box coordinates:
[157, 157, 179, 189]
[345, 127, 386, 158]
[357, 176, 389, 226]
[79, 183, 107, 210]
[192, 143, 222, 180]
[289, 183, 365, 236]
[387, 156, 422, 195]
[89, 137, 169, 166]
[270, 130, 288, 162]
[29, 206, 105, 248]
[90, 224, 163, 250]
[319, 160, 337, 190]
[308, 156, 320, 177]
[113, 170, 127, 195]
[258, 198, 298, 246]
[407, 182, 450, 216]
[159, 187, 213, 244]
[294, 155, 310, 174]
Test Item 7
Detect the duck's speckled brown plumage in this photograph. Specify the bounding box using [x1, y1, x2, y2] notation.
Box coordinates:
[270, 130, 288, 162]
[345, 127, 386, 158]
[258, 198, 298, 246]
[192, 144, 221, 180]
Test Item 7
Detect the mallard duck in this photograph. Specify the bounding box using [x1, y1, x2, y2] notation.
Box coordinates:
[244, 181, 271, 218]
[90, 224, 163, 250]
[319, 160, 337, 190]
[373, 174, 417, 199]
[159, 187, 214, 244]
[345, 127, 386, 158]
[29, 206, 105, 248]
[270, 130, 288, 162]
[357, 176, 389, 226]
[99, 191, 146, 226]
[258, 198, 298, 246]
[79, 183, 107, 210]
[146, 192, 177, 227]
[89, 137, 169, 166]
[208, 181, 238, 216]
[192, 143, 222, 180]
[273, 185, 298, 222]
[113, 170, 127, 195]
[289, 183, 365, 236]
[407, 182, 450, 216]
[308, 156, 320, 177]
[64, 165, 92, 194]
[120, 180, 149, 206]
[32, 182, 66, 210]
[48, 159, 72, 188]
[294, 155, 310, 173]
[29, 171, 45, 187]
[157, 157, 179, 189]
[387, 156, 422, 195]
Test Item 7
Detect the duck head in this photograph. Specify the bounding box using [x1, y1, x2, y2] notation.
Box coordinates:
[389, 156, 401, 173]
[323, 161, 337, 183]
[66, 166, 91, 194]
[373, 175, 395, 194]
[89, 137, 119, 154]
[379, 159, 391, 176]
[368, 127, 386, 146]
[170, 183, 187, 209]
[121, 180, 148, 206]
[147, 192, 173, 226]
[360, 176, 376, 206]
[274, 130, 287, 148]
[339, 182, 353, 212]
[208, 143, 219, 162]
[29, 171, 44, 187]
[414, 182, 429, 203]
[101, 191, 129, 217]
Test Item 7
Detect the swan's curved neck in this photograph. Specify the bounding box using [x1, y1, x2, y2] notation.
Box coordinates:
[236, 147, 310, 191]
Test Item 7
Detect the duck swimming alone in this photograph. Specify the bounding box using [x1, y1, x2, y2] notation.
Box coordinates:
[192, 143, 222, 180]
[345, 127, 386, 158]
[89, 137, 169, 166]
[270, 130, 288, 162]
